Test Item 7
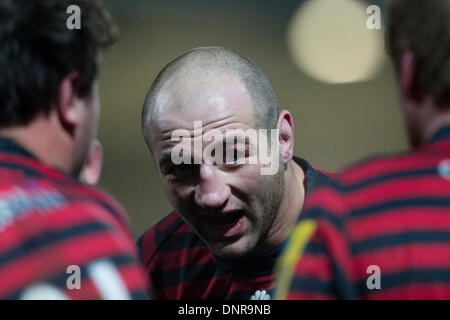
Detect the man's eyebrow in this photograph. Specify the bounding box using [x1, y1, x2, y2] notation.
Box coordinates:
[158, 132, 251, 165]
[222, 132, 252, 146]
[202, 132, 251, 153]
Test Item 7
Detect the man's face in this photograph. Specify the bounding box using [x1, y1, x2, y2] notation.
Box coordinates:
[150, 75, 284, 259]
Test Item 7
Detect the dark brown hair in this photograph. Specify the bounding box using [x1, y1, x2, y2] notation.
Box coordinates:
[0, 0, 118, 127]
[386, 0, 450, 107]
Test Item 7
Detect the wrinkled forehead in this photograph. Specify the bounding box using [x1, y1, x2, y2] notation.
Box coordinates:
[149, 74, 256, 148]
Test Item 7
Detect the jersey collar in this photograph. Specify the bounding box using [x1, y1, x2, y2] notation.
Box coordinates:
[0, 136, 36, 159]
[429, 125, 450, 144]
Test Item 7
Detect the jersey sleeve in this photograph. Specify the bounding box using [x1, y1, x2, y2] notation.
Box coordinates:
[275, 185, 357, 300]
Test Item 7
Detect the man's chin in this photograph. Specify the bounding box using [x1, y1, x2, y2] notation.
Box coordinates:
[208, 237, 255, 259]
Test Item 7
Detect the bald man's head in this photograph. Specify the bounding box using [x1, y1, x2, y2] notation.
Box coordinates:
[141, 47, 280, 148]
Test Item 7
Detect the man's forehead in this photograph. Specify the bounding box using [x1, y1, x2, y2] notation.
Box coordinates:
[151, 74, 255, 134]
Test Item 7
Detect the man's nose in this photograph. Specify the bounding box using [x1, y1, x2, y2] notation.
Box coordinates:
[194, 164, 231, 209]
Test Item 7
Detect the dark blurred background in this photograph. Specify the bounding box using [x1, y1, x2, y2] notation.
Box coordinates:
[98, 0, 408, 237]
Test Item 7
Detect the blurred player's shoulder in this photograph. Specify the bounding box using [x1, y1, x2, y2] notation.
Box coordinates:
[0, 139, 148, 299]
[338, 145, 444, 188]
[59, 181, 133, 237]
[0, 139, 125, 224]
[303, 141, 450, 231]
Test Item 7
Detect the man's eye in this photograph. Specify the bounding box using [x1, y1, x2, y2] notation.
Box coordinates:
[170, 164, 192, 176]
[224, 149, 245, 164]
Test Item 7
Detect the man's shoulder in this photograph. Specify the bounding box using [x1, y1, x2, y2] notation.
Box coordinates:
[0, 170, 129, 229]
[337, 150, 426, 188]
[0, 176, 148, 299]
[138, 211, 208, 268]
[303, 150, 416, 194]
[0, 149, 130, 228]
[300, 151, 430, 223]
[48, 177, 132, 233]
[65, 183, 131, 227]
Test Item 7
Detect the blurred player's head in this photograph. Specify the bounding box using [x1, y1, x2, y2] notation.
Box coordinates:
[0, 0, 117, 177]
[386, 0, 450, 146]
[142, 47, 299, 259]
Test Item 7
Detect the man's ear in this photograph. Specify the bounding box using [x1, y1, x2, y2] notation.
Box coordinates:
[80, 139, 103, 186]
[277, 110, 295, 167]
[400, 50, 423, 103]
[56, 71, 84, 137]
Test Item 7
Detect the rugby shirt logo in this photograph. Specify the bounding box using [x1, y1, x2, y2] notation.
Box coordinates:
[437, 159, 450, 181]
[250, 290, 271, 300]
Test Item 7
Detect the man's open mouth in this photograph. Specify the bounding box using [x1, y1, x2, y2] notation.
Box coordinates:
[205, 211, 244, 228]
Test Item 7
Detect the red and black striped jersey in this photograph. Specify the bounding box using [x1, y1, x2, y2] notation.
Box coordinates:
[138, 156, 335, 300]
[276, 126, 450, 300]
[0, 137, 149, 299]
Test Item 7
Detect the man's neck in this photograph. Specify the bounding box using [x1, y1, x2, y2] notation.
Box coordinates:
[0, 116, 72, 174]
[280, 160, 306, 233]
[255, 160, 306, 255]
